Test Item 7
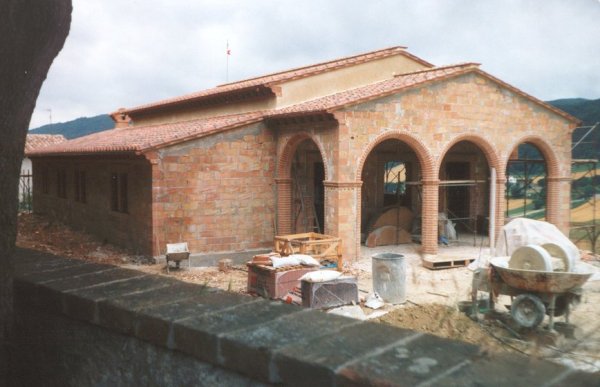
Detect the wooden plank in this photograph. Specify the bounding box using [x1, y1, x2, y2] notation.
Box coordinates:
[422, 257, 475, 270]
[274, 233, 343, 271]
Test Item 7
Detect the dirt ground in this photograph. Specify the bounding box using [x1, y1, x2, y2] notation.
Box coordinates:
[15, 213, 600, 374]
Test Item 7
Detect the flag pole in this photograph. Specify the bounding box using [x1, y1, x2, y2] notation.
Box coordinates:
[226, 40, 230, 83]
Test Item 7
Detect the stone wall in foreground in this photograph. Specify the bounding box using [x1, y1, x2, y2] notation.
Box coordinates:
[9, 248, 597, 386]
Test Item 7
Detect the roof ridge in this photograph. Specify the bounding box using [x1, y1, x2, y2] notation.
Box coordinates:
[120, 110, 265, 131]
[120, 46, 427, 115]
[216, 46, 408, 87]
[394, 62, 480, 77]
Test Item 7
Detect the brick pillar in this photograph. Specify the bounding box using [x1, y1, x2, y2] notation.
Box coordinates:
[421, 179, 439, 256]
[324, 181, 362, 263]
[492, 172, 507, 253]
[275, 178, 292, 235]
[145, 151, 162, 257]
[546, 176, 571, 234]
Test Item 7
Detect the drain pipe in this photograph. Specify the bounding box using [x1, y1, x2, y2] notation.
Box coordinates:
[489, 167, 496, 256]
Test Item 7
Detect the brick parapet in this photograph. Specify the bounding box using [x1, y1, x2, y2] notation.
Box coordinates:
[11, 248, 597, 385]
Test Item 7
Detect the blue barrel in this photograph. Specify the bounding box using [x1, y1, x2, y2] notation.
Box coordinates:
[372, 253, 406, 304]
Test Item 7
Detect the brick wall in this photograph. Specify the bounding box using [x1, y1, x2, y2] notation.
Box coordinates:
[31, 156, 153, 255]
[9, 249, 597, 385]
[275, 73, 573, 260]
[148, 123, 277, 256]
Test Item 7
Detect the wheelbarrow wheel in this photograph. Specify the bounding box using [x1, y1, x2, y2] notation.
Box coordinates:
[511, 294, 545, 329]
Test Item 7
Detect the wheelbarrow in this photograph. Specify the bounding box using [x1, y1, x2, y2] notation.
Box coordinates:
[165, 242, 190, 273]
[471, 257, 593, 331]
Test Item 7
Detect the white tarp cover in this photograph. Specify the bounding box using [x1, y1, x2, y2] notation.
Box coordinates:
[495, 218, 580, 263]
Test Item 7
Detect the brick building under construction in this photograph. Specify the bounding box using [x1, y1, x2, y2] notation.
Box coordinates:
[28, 46, 579, 262]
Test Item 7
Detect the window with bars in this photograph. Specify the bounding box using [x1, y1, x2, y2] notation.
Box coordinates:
[74, 170, 87, 203]
[42, 168, 50, 194]
[56, 169, 67, 198]
[110, 172, 128, 213]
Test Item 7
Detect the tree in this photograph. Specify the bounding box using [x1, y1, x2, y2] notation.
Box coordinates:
[0, 0, 71, 383]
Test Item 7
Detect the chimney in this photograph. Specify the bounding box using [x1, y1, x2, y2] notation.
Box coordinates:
[111, 108, 132, 129]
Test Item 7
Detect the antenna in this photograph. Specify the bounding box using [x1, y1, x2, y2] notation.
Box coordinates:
[45, 108, 52, 124]
[226, 40, 231, 82]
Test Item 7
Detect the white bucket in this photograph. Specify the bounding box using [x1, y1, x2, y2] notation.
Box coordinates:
[372, 253, 406, 304]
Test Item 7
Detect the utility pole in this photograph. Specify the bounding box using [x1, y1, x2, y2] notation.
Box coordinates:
[45, 108, 52, 124]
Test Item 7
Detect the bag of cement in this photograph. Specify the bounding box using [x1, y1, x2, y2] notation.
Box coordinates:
[299, 270, 342, 283]
[446, 221, 457, 241]
[289, 254, 320, 266]
[271, 256, 301, 268]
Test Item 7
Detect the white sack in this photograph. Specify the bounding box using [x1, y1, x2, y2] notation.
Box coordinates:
[299, 270, 342, 283]
[495, 218, 580, 264]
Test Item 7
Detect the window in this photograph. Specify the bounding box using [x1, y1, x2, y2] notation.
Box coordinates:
[74, 170, 86, 203]
[111, 172, 128, 213]
[56, 169, 67, 198]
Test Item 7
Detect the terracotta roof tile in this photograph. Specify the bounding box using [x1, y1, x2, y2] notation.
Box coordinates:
[120, 46, 432, 115]
[24, 134, 67, 153]
[28, 112, 263, 156]
[31, 60, 579, 157]
[267, 63, 580, 124]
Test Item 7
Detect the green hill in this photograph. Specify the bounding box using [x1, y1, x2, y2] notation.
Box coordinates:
[547, 98, 600, 160]
[29, 114, 113, 139]
[27, 99, 600, 156]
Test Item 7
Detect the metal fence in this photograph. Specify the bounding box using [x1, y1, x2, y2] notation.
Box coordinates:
[19, 170, 32, 212]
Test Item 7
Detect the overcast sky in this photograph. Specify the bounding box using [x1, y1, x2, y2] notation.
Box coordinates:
[30, 0, 600, 128]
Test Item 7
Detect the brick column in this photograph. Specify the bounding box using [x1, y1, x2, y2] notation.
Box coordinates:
[145, 152, 163, 257]
[324, 181, 362, 263]
[493, 173, 507, 248]
[421, 179, 439, 256]
[275, 178, 293, 235]
[546, 176, 571, 234]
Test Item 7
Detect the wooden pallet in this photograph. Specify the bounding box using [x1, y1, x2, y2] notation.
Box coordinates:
[422, 256, 475, 270]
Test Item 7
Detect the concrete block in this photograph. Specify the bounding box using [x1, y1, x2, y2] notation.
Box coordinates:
[62, 275, 165, 323]
[220, 309, 359, 383]
[274, 322, 417, 386]
[135, 290, 255, 347]
[173, 300, 299, 364]
[415, 351, 570, 387]
[97, 280, 196, 334]
[336, 333, 480, 386]
[301, 277, 359, 309]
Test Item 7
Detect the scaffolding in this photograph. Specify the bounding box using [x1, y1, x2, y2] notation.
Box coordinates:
[505, 158, 547, 220]
[570, 122, 599, 253]
[406, 178, 487, 246]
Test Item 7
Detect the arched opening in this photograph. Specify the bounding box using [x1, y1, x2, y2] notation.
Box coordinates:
[438, 140, 490, 243]
[360, 139, 422, 247]
[505, 142, 547, 220]
[290, 139, 325, 233]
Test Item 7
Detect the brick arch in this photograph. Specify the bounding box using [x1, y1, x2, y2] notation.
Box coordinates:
[276, 132, 330, 180]
[355, 130, 435, 182]
[435, 133, 501, 175]
[503, 135, 560, 178]
[275, 132, 329, 236]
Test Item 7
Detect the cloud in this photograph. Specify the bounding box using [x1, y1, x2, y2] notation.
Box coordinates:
[30, 0, 600, 128]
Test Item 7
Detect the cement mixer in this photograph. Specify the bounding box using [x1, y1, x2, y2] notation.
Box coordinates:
[471, 242, 593, 331]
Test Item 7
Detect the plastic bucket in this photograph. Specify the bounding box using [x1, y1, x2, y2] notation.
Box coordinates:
[372, 253, 406, 304]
